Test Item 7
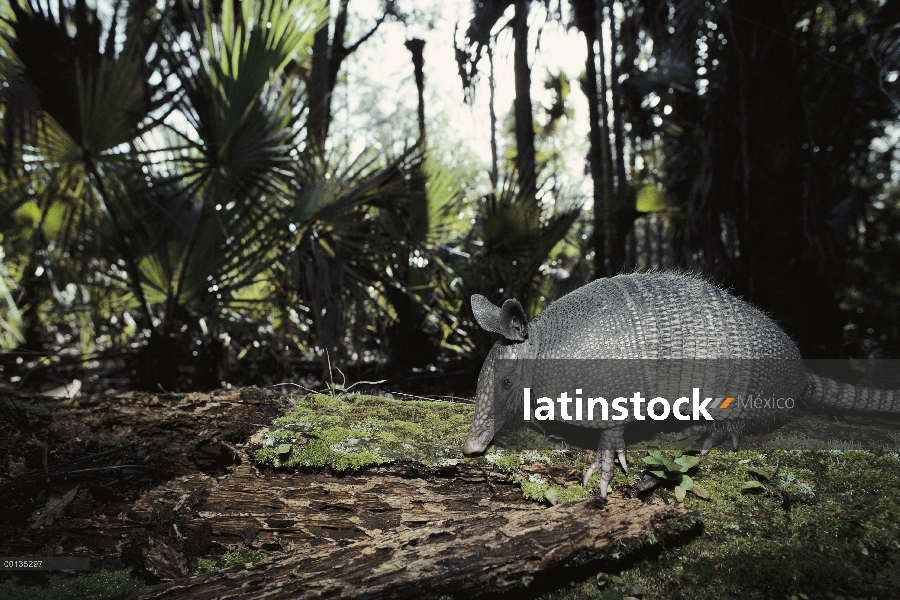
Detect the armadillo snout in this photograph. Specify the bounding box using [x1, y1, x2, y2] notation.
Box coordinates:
[463, 429, 493, 455]
[463, 437, 486, 455]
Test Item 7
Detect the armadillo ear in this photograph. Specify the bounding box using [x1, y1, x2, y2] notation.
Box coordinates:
[500, 299, 528, 342]
[471, 294, 503, 334]
[471, 295, 529, 342]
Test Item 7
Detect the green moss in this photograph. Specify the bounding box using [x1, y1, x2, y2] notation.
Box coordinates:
[220, 548, 265, 568]
[254, 393, 475, 471]
[254, 393, 599, 503]
[487, 452, 524, 473]
[553, 483, 591, 503]
[190, 547, 266, 577]
[539, 447, 900, 600]
[520, 476, 551, 502]
[0, 568, 146, 600]
[192, 558, 219, 575]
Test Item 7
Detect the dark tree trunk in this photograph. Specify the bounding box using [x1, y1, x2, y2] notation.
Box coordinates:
[307, 20, 334, 153]
[404, 38, 427, 146]
[605, 0, 635, 276]
[584, 8, 609, 279]
[488, 44, 499, 190]
[728, 0, 842, 356]
[513, 0, 537, 198]
[306, 0, 386, 153]
[591, 0, 616, 278]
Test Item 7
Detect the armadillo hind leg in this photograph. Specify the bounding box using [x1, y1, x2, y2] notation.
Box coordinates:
[675, 424, 711, 441]
[700, 430, 730, 454]
[676, 422, 751, 454]
[584, 426, 627, 498]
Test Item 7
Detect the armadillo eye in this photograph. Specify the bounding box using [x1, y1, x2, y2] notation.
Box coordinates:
[502, 378, 511, 388]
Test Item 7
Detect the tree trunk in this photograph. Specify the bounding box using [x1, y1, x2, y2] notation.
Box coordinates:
[605, 0, 634, 276]
[584, 20, 603, 279]
[586, 0, 614, 279]
[307, 20, 333, 153]
[488, 44, 499, 190]
[129, 478, 695, 599]
[719, 0, 844, 356]
[513, 0, 537, 198]
[404, 38, 427, 146]
[594, 0, 615, 276]
[307, 0, 383, 154]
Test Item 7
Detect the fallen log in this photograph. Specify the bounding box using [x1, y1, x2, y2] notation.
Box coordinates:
[127, 488, 696, 599]
[1, 388, 698, 598]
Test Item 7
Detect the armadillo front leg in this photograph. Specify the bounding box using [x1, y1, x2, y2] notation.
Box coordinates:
[583, 426, 628, 498]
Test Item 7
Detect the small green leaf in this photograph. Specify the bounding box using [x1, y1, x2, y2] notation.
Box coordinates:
[741, 480, 765, 492]
[277, 443, 292, 455]
[648, 449, 662, 458]
[678, 474, 694, 491]
[748, 467, 772, 482]
[661, 456, 683, 472]
[675, 455, 700, 470]
[648, 469, 667, 478]
[609, 575, 625, 585]
[674, 485, 686, 502]
[642, 455, 666, 466]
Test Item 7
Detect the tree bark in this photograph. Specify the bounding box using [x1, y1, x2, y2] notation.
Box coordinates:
[307, 19, 333, 153]
[126, 467, 696, 599]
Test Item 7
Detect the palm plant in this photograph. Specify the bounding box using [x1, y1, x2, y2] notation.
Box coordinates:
[0, 0, 445, 388]
[1, 0, 174, 352]
[442, 170, 580, 359]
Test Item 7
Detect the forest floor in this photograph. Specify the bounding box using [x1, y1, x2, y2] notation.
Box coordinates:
[0, 384, 899, 599]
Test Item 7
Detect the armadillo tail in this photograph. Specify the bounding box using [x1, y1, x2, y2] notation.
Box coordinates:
[805, 372, 900, 413]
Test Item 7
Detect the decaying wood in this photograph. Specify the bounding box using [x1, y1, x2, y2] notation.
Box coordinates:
[128, 480, 695, 599]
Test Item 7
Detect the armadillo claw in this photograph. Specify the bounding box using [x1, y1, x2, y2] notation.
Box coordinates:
[583, 464, 598, 488]
[585, 427, 628, 496]
[584, 449, 615, 497]
[599, 477, 609, 499]
[584, 455, 614, 498]
[732, 431, 740, 451]
[617, 450, 628, 473]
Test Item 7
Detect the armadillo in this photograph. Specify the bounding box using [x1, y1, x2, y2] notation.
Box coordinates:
[462, 272, 900, 497]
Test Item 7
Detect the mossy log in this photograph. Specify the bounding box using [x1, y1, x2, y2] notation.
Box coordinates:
[127, 466, 696, 599]
[1, 388, 698, 598]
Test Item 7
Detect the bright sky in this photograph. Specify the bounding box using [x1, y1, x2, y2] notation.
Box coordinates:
[340, 0, 592, 194]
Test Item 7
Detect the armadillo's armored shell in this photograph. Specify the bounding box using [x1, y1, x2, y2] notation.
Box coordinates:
[531, 272, 800, 360]
[522, 273, 807, 426]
